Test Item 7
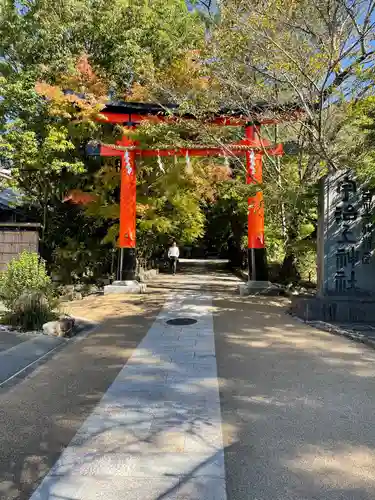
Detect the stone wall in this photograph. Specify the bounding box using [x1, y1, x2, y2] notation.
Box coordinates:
[0, 226, 39, 271]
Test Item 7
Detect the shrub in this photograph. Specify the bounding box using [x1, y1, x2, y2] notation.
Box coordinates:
[6, 291, 57, 331]
[0, 251, 52, 308]
[297, 250, 317, 284]
[0, 252, 57, 330]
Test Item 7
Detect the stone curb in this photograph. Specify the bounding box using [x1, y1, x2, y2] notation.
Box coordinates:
[290, 311, 375, 350]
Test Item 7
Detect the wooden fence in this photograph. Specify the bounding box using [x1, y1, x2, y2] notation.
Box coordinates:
[0, 223, 40, 272]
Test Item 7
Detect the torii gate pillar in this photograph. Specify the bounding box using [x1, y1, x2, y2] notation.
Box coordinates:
[101, 137, 145, 294]
[242, 125, 272, 294]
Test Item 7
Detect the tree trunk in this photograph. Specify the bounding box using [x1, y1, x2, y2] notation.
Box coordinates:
[279, 251, 300, 284]
[229, 214, 245, 268]
[279, 220, 301, 283]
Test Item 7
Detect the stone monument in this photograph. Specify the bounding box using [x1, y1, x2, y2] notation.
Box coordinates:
[292, 169, 375, 322]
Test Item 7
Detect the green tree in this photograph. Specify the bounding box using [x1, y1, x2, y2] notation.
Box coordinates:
[194, 0, 375, 280]
[343, 96, 375, 186]
[0, 1, 208, 279]
[0, 0, 204, 86]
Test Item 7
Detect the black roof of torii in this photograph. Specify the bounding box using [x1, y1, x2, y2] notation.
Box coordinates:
[101, 100, 303, 123]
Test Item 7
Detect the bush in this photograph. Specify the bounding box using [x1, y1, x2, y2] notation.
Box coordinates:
[5, 291, 57, 331]
[297, 250, 317, 284]
[0, 252, 57, 330]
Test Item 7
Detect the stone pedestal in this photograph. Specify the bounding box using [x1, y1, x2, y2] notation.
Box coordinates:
[239, 280, 273, 296]
[291, 295, 375, 323]
[138, 269, 158, 282]
[104, 280, 146, 295]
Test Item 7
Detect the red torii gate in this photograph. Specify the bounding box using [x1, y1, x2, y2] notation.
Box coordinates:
[84, 102, 290, 285]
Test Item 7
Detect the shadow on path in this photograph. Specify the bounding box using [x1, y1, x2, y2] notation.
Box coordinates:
[214, 294, 375, 500]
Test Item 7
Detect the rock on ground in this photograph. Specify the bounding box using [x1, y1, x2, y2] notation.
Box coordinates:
[43, 317, 75, 338]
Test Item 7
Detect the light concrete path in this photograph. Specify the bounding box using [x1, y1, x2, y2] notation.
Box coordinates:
[29, 292, 225, 500]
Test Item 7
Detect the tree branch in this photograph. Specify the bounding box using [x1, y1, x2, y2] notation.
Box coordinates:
[323, 49, 375, 102]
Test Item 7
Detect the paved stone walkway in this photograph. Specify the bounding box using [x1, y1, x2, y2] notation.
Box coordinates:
[4, 264, 375, 500]
[30, 292, 226, 500]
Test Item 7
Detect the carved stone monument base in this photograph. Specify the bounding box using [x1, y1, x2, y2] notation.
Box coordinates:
[291, 295, 375, 323]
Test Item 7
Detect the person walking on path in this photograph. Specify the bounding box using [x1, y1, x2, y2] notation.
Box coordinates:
[168, 241, 180, 275]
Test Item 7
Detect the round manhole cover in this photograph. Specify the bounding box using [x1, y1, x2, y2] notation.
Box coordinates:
[166, 318, 198, 326]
